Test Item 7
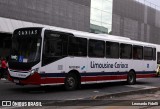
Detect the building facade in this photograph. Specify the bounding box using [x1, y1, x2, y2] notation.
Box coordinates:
[90, 0, 160, 44]
[0, 0, 90, 32]
[90, 0, 113, 34]
[112, 0, 160, 44]
[1, 0, 160, 57]
[0, 0, 91, 57]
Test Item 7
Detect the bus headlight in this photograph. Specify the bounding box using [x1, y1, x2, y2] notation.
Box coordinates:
[30, 68, 39, 75]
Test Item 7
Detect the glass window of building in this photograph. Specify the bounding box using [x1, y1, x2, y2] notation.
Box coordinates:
[90, 0, 113, 34]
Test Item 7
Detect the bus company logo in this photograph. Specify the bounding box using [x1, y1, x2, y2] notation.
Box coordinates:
[90, 61, 128, 69]
[2, 101, 11, 106]
[81, 66, 86, 70]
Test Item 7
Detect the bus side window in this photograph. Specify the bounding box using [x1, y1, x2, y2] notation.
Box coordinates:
[120, 44, 132, 59]
[153, 48, 156, 61]
[133, 45, 143, 60]
[157, 52, 160, 64]
[106, 41, 119, 58]
[88, 39, 105, 58]
[42, 30, 68, 66]
[144, 47, 153, 60]
[68, 37, 87, 57]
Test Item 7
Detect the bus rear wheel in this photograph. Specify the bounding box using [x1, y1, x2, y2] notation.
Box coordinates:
[127, 71, 136, 85]
[65, 73, 78, 91]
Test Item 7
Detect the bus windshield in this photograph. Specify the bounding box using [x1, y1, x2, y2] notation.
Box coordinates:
[10, 36, 41, 63]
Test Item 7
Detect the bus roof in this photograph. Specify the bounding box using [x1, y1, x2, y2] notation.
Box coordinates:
[14, 26, 156, 48]
[43, 26, 156, 48]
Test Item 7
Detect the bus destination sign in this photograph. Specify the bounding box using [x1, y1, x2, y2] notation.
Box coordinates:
[14, 28, 42, 36]
[18, 30, 38, 36]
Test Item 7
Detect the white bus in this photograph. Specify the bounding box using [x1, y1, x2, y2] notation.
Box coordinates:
[8, 27, 157, 90]
[155, 45, 160, 76]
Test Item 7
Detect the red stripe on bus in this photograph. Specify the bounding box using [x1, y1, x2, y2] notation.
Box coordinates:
[41, 78, 65, 84]
[81, 75, 127, 82]
[136, 74, 156, 78]
[8, 72, 156, 85]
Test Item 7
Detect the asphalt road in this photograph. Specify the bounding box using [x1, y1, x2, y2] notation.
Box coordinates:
[0, 77, 160, 101]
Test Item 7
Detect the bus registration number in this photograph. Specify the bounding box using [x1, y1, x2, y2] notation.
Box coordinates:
[14, 80, 19, 83]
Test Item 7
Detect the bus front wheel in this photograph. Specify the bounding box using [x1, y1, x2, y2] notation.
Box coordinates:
[127, 71, 136, 85]
[65, 73, 78, 91]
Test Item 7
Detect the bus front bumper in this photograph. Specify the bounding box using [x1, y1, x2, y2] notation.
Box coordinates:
[7, 72, 65, 85]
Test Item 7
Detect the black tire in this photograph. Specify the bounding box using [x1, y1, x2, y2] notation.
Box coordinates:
[127, 71, 136, 85]
[65, 73, 78, 91]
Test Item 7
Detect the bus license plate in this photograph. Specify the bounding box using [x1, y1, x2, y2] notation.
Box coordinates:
[14, 80, 19, 83]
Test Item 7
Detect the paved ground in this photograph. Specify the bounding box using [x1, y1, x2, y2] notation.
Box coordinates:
[0, 77, 160, 108]
[0, 77, 160, 101]
[1, 90, 160, 109]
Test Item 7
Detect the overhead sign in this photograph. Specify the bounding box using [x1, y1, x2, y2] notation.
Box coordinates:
[13, 28, 42, 37]
[18, 30, 38, 36]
